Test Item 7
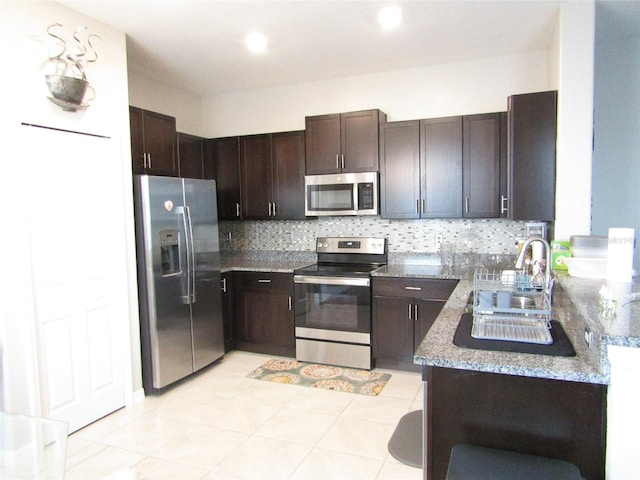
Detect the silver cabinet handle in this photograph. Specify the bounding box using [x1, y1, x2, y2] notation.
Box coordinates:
[341, 154, 345, 169]
[465, 197, 470, 213]
[288, 296, 292, 311]
[336, 154, 340, 169]
[236, 203, 241, 217]
[414, 304, 419, 321]
[268, 202, 272, 216]
[501, 195, 508, 214]
[273, 202, 277, 217]
[422, 199, 425, 214]
[408, 304, 412, 320]
[142, 153, 147, 168]
[221, 277, 227, 293]
[258, 279, 272, 283]
[147, 153, 152, 169]
[405, 286, 422, 291]
[417, 199, 420, 214]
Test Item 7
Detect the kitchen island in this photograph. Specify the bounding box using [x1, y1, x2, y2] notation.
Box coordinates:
[377, 262, 639, 480]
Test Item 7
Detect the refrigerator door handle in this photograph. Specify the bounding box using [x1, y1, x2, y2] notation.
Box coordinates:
[184, 205, 197, 304]
[177, 205, 193, 305]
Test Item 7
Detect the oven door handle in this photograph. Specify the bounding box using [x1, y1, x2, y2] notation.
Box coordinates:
[293, 275, 370, 287]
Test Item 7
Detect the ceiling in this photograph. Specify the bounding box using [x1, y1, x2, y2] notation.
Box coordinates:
[56, 1, 634, 98]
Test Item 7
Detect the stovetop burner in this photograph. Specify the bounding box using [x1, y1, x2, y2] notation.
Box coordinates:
[294, 263, 384, 277]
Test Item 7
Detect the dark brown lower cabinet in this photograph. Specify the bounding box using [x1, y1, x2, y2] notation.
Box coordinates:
[373, 278, 458, 372]
[423, 366, 606, 480]
[233, 271, 295, 357]
[221, 272, 234, 353]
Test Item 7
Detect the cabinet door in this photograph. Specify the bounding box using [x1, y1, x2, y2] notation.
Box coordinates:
[414, 299, 447, 352]
[420, 117, 463, 218]
[305, 113, 341, 174]
[234, 272, 295, 357]
[373, 296, 414, 367]
[221, 272, 234, 353]
[177, 132, 204, 179]
[141, 110, 178, 176]
[272, 131, 306, 220]
[240, 134, 273, 220]
[129, 106, 145, 173]
[208, 137, 242, 220]
[379, 120, 421, 219]
[508, 90, 557, 221]
[463, 113, 501, 218]
[341, 109, 382, 173]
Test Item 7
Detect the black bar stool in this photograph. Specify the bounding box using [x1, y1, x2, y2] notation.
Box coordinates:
[446, 444, 583, 480]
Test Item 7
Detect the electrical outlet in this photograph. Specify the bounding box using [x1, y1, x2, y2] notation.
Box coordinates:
[435, 234, 443, 249]
[584, 326, 594, 349]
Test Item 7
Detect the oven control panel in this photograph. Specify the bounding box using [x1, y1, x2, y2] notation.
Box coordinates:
[316, 237, 386, 254]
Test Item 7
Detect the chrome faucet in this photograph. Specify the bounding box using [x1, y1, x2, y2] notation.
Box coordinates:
[515, 236, 553, 294]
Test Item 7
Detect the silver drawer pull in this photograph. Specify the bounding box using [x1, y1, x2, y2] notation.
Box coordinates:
[405, 286, 422, 291]
[258, 279, 272, 283]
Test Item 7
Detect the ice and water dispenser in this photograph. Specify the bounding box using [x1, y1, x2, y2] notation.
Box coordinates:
[160, 229, 181, 276]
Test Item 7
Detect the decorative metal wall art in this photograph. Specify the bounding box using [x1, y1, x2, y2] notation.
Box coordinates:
[44, 23, 101, 112]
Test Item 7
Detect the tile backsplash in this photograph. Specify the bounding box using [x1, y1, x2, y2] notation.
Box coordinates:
[220, 217, 534, 256]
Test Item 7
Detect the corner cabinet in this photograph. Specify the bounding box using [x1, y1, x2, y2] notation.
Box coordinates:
[233, 272, 295, 357]
[205, 136, 242, 220]
[177, 132, 204, 179]
[505, 90, 557, 221]
[305, 109, 386, 174]
[240, 131, 305, 220]
[372, 277, 458, 371]
[129, 106, 178, 176]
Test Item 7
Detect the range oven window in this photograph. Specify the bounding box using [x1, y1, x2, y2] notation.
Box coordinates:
[307, 184, 354, 211]
[294, 281, 370, 333]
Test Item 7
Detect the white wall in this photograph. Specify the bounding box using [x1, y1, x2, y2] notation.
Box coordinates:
[129, 71, 203, 136]
[0, 1, 141, 414]
[200, 51, 550, 137]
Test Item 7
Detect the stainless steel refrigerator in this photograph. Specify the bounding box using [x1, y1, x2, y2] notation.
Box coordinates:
[133, 175, 224, 393]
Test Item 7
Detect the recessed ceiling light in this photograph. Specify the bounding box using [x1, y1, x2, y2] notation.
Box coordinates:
[378, 5, 402, 30]
[245, 32, 268, 54]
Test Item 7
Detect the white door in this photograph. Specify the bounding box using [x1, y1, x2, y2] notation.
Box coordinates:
[24, 125, 127, 433]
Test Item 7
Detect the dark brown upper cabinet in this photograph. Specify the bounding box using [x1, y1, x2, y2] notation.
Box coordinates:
[129, 106, 178, 176]
[240, 131, 306, 220]
[177, 132, 204, 179]
[380, 114, 505, 219]
[420, 116, 463, 218]
[205, 136, 242, 220]
[506, 90, 558, 221]
[462, 113, 502, 218]
[379, 120, 421, 219]
[305, 109, 386, 174]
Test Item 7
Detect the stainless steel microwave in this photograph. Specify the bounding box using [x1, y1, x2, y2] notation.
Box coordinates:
[304, 172, 378, 216]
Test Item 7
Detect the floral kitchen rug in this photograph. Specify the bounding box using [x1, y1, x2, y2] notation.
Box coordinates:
[247, 358, 391, 396]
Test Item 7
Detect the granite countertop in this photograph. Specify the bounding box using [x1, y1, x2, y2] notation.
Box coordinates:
[219, 250, 640, 384]
[390, 263, 640, 385]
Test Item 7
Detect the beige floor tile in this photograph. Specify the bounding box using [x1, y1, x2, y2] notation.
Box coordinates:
[317, 417, 397, 460]
[237, 378, 303, 405]
[290, 448, 383, 480]
[376, 459, 423, 479]
[132, 455, 209, 479]
[201, 398, 279, 434]
[152, 424, 248, 470]
[286, 386, 356, 415]
[64, 446, 145, 479]
[64, 439, 108, 470]
[254, 406, 337, 446]
[377, 371, 422, 400]
[213, 435, 311, 479]
[99, 414, 188, 455]
[342, 394, 414, 425]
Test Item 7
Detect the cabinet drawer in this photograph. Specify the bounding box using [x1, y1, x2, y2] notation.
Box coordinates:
[236, 271, 292, 291]
[372, 277, 458, 300]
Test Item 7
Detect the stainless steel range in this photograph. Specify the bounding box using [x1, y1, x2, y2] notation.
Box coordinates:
[293, 237, 387, 370]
